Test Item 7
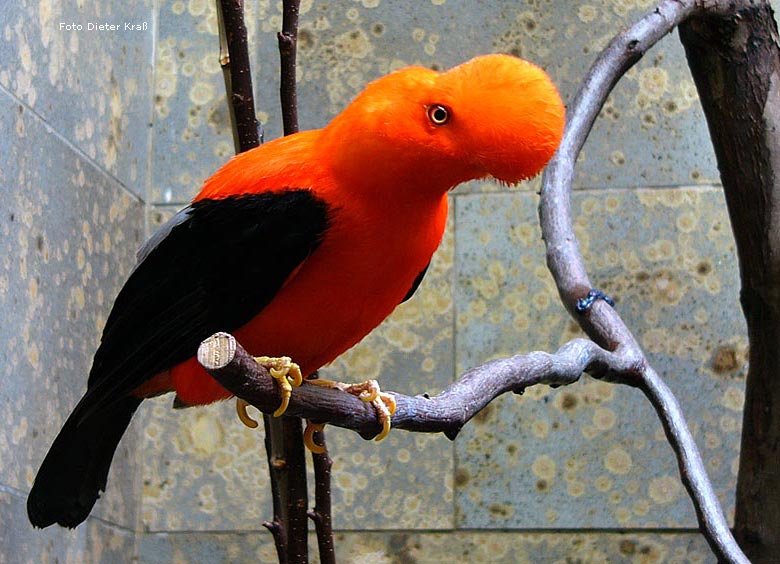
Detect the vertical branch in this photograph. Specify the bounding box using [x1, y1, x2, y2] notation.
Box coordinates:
[278, 0, 301, 135]
[539, 1, 750, 562]
[680, 3, 780, 562]
[308, 429, 336, 564]
[216, 0, 262, 153]
[276, 2, 309, 563]
[263, 417, 290, 564]
[216, 1, 289, 561]
[281, 417, 310, 564]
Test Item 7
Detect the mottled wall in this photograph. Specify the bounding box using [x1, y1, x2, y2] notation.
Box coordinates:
[0, 0, 764, 563]
[0, 1, 153, 563]
[138, 1, 752, 564]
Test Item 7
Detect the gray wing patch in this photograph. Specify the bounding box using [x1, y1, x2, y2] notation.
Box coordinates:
[135, 206, 194, 266]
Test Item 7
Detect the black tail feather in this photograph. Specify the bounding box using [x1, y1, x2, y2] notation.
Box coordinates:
[27, 395, 141, 528]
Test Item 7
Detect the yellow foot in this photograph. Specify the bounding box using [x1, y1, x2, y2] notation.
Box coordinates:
[256, 356, 303, 417]
[233, 356, 303, 429]
[307, 378, 397, 441]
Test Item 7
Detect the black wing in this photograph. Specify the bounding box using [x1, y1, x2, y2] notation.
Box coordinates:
[78, 190, 330, 418]
[401, 262, 430, 303]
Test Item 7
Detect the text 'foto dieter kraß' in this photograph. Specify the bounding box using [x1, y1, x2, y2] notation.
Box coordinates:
[58, 22, 149, 32]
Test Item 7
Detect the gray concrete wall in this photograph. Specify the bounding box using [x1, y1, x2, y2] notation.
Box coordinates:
[1, 1, 766, 562]
[0, 1, 153, 562]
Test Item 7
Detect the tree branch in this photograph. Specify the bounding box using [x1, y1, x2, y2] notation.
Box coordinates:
[199, 333, 625, 440]
[277, 0, 301, 136]
[273, 2, 310, 562]
[216, 0, 262, 152]
[308, 430, 335, 564]
[539, 1, 749, 563]
[217, 2, 302, 560]
[262, 518, 288, 564]
[679, 3, 780, 562]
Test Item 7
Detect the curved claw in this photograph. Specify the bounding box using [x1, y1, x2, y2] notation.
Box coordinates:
[304, 422, 327, 454]
[372, 392, 397, 442]
[272, 374, 293, 417]
[236, 398, 259, 429]
[303, 377, 396, 442]
[255, 356, 303, 417]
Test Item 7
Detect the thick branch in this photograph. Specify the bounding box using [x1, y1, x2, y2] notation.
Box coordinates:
[679, 4, 780, 562]
[198, 333, 626, 440]
[539, 1, 749, 563]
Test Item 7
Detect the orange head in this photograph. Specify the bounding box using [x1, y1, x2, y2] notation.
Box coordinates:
[324, 53, 565, 196]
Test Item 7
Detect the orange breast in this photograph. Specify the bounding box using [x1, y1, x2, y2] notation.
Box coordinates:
[169, 192, 449, 406]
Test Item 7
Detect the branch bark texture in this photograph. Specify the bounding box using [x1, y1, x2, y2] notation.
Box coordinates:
[680, 4, 780, 562]
[216, 0, 261, 152]
[200, 334, 628, 441]
[277, 0, 301, 136]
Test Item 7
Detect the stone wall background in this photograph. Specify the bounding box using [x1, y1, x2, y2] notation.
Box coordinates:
[0, 1, 153, 562]
[3, 1, 772, 562]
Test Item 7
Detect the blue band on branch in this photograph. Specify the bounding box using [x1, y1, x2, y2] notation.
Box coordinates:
[575, 289, 615, 314]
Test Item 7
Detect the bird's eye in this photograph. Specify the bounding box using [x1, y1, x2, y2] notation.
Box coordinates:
[427, 104, 450, 125]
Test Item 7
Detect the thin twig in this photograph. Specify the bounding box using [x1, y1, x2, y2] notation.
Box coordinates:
[216, 0, 262, 153]
[282, 417, 309, 564]
[273, 2, 309, 562]
[308, 429, 335, 564]
[539, 1, 749, 562]
[262, 519, 288, 564]
[264, 411, 289, 562]
[216, 0, 285, 558]
[278, 0, 301, 135]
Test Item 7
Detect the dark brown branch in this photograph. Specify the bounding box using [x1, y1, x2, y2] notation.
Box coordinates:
[281, 417, 309, 564]
[272, 3, 309, 562]
[262, 519, 288, 564]
[198, 333, 626, 440]
[216, 0, 262, 152]
[216, 2, 290, 559]
[539, 1, 749, 563]
[308, 430, 335, 564]
[679, 4, 780, 562]
[277, 0, 301, 135]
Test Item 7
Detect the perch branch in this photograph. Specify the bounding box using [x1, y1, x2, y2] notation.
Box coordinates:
[198, 333, 626, 440]
[540, 0, 748, 563]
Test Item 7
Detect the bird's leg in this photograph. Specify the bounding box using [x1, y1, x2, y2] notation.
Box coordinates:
[234, 356, 303, 429]
[306, 378, 397, 441]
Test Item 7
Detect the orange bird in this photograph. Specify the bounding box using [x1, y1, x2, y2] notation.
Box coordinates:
[27, 53, 564, 528]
